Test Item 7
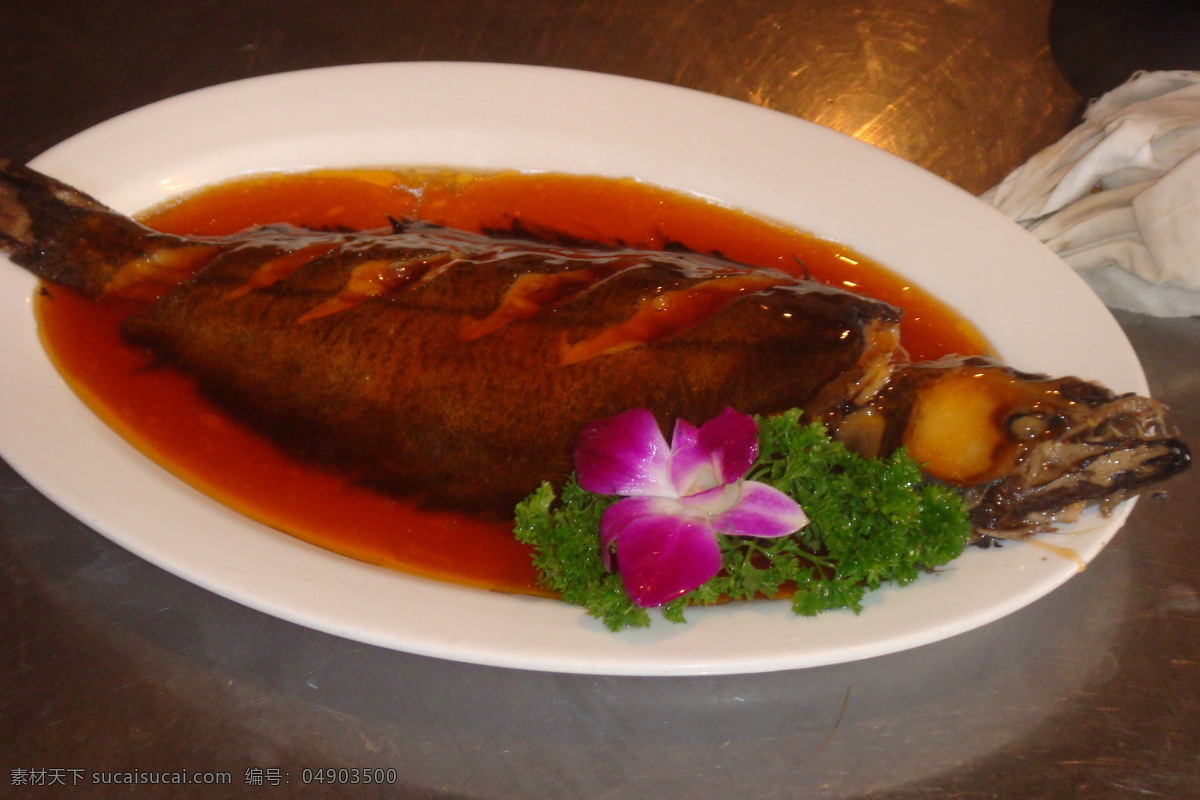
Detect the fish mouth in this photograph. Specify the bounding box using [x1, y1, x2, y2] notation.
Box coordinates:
[965, 393, 1191, 536]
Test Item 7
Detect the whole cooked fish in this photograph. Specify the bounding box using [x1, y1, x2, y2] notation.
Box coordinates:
[0, 160, 1189, 533]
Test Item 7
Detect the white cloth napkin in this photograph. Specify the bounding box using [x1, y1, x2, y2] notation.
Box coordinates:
[983, 70, 1200, 316]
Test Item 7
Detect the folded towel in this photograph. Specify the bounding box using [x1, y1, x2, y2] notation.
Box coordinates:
[984, 70, 1200, 316]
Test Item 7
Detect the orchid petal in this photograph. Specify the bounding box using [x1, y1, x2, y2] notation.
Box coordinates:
[667, 441, 721, 497]
[670, 417, 700, 451]
[677, 482, 742, 515]
[598, 495, 681, 570]
[666, 417, 720, 494]
[601, 505, 723, 607]
[574, 409, 673, 497]
[709, 481, 809, 539]
[668, 407, 759, 493]
[698, 407, 760, 483]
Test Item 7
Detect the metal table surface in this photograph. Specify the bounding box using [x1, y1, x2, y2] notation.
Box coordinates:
[1, 1, 1197, 798]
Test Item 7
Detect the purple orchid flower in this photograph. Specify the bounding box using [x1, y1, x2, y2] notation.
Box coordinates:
[573, 407, 809, 607]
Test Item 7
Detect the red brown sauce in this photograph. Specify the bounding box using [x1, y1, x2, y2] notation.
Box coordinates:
[34, 169, 988, 595]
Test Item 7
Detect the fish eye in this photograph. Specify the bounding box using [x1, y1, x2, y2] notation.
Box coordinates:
[1005, 411, 1065, 441]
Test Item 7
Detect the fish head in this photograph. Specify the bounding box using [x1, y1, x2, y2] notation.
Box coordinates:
[958, 367, 1190, 534]
[830, 356, 1191, 535]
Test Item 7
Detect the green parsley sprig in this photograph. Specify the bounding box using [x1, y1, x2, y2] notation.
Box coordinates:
[512, 410, 973, 631]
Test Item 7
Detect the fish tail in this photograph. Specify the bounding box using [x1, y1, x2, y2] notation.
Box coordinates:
[0, 159, 202, 297]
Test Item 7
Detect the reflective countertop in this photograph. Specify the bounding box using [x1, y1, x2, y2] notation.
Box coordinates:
[2, 1, 1197, 798]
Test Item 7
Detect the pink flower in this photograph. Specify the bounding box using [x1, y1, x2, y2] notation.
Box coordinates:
[574, 407, 808, 607]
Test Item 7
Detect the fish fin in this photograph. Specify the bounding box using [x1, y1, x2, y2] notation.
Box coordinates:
[0, 160, 200, 297]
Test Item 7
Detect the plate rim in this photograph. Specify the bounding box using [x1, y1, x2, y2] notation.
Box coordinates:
[0, 62, 1142, 675]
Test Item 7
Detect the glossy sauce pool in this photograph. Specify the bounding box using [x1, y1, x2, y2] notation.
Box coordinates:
[35, 169, 989, 595]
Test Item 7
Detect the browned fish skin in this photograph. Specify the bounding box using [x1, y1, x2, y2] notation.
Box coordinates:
[120, 224, 900, 512]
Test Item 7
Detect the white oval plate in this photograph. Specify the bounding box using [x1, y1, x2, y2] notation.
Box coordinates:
[0, 63, 1142, 675]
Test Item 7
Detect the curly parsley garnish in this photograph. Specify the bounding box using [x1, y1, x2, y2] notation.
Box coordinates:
[513, 410, 973, 630]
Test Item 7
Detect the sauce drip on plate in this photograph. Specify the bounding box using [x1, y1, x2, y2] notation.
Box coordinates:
[35, 169, 988, 594]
